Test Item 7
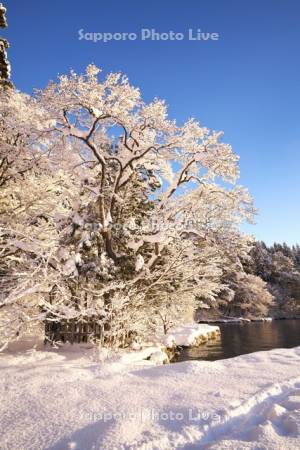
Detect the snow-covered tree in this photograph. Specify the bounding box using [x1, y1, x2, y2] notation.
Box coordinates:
[247, 242, 300, 318]
[0, 66, 255, 347]
[0, 88, 80, 345]
[221, 274, 274, 318]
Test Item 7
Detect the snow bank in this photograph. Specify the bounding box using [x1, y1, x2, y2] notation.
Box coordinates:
[198, 317, 274, 323]
[200, 317, 251, 323]
[1, 346, 300, 449]
[165, 322, 220, 347]
[252, 317, 273, 322]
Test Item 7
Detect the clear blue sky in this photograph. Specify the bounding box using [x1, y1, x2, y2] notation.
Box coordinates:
[3, 0, 300, 245]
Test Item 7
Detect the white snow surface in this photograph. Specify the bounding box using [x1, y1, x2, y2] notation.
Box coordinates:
[165, 323, 220, 347]
[1, 341, 300, 450]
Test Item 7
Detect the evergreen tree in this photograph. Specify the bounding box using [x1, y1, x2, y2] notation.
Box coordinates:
[0, 3, 12, 87]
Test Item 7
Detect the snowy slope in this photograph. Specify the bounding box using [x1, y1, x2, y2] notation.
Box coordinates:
[1, 344, 300, 449]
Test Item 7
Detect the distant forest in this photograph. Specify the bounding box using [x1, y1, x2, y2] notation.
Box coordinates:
[202, 242, 300, 320]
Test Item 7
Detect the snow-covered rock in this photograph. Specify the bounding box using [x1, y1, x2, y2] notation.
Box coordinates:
[118, 345, 165, 364]
[165, 323, 220, 347]
[149, 350, 169, 365]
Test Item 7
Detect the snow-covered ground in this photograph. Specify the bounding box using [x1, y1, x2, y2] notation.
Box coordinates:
[1, 341, 300, 450]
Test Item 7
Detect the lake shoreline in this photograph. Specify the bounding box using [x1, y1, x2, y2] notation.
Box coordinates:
[174, 319, 300, 363]
[197, 316, 300, 324]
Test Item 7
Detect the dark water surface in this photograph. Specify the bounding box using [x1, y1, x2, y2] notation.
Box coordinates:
[175, 319, 300, 362]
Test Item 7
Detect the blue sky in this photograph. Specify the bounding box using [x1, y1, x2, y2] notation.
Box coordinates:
[3, 0, 300, 245]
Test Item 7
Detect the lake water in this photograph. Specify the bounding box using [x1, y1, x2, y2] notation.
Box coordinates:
[175, 319, 300, 362]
